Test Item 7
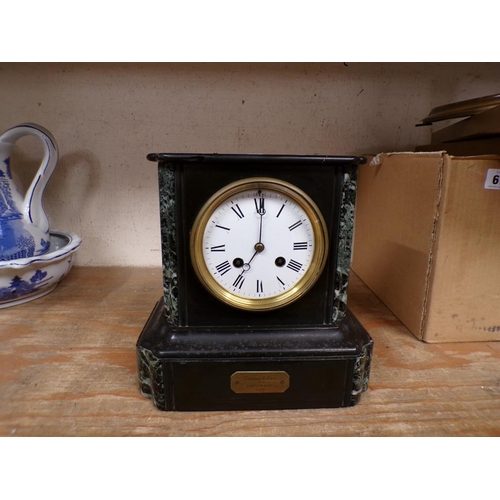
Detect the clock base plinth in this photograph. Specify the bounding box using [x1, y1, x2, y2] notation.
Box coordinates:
[137, 300, 373, 412]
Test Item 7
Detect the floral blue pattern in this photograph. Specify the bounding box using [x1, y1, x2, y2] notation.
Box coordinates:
[0, 268, 52, 302]
[0, 124, 59, 261]
[0, 218, 36, 260]
[1, 158, 37, 260]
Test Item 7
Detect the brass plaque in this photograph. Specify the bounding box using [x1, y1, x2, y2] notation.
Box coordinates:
[230, 371, 290, 394]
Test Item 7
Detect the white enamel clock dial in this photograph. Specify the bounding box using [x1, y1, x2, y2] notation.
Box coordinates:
[190, 178, 329, 311]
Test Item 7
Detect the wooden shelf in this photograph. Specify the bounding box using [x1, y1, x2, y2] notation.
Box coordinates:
[1, 267, 499, 436]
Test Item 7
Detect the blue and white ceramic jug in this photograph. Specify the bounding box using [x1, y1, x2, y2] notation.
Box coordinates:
[0, 123, 58, 261]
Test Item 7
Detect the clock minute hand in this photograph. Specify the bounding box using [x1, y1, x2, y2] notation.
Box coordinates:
[254, 214, 265, 256]
[256, 192, 266, 244]
[240, 194, 266, 274]
[257, 208, 264, 244]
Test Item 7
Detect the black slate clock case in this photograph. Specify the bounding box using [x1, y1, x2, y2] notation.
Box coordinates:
[137, 153, 373, 411]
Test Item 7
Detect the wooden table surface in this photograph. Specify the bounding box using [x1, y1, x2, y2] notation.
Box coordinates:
[1, 266, 499, 437]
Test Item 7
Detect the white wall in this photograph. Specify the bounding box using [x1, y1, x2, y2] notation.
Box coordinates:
[2, 62, 499, 266]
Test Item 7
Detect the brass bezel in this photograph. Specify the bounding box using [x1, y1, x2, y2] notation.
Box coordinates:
[190, 177, 329, 311]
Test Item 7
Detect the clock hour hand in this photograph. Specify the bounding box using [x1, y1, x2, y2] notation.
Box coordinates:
[241, 243, 264, 274]
[247, 250, 258, 265]
[241, 250, 258, 273]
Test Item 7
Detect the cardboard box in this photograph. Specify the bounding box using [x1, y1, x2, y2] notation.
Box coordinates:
[352, 152, 500, 343]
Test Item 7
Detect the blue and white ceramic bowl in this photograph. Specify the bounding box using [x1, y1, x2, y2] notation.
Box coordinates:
[0, 231, 81, 308]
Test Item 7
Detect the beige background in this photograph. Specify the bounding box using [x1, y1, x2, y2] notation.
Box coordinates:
[2, 62, 500, 266]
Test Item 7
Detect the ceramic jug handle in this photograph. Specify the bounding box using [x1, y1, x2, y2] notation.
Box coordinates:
[1, 123, 58, 234]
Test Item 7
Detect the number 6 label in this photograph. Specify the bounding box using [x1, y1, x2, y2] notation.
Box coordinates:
[484, 169, 500, 190]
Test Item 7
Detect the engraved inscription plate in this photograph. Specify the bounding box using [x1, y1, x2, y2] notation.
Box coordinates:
[230, 371, 290, 394]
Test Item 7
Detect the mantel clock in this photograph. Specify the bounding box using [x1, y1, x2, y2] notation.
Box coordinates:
[137, 153, 373, 411]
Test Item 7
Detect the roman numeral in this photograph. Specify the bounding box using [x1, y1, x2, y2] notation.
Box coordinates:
[288, 220, 302, 231]
[254, 197, 265, 214]
[233, 274, 245, 289]
[276, 204, 285, 218]
[215, 260, 232, 276]
[231, 204, 244, 219]
[287, 259, 303, 272]
[293, 242, 308, 250]
[215, 224, 230, 231]
[277, 276, 285, 287]
[256, 280, 264, 293]
[210, 245, 225, 252]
